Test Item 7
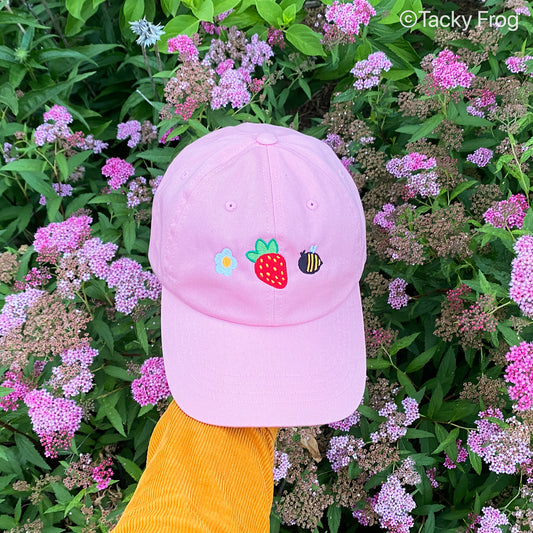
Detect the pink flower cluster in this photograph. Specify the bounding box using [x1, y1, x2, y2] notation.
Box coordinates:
[388, 278, 408, 309]
[443, 439, 468, 469]
[267, 27, 285, 49]
[510, 235, 533, 318]
[0, 288, 44, 336]
[91, 457, 114, 490]
[0, 370, 31, 411]
[33, 215, 92, 263]
[374, 203, 396, 231]
[351, 51, 392, 90]
[370, 397, 420, 442]
[77, 237, 119, 280]
[371, 475, 416, 533]
[467, 147, 493, 167]
[425, 49, 475, 91]
[273, 450, 291, 482]
[101, 157, 136, 190]
[505, 55, 533, 76]
[323, 0, 376, 44]
[167, 34, 199, 61]
[467, 407, 532, 474]
[326, 435, 365, 472]
[466, 89, 497, 118]
[106, 258, 161, 315]
[483, 193, 528, 229]
[131, 357, 171, 406]
[386, 152, 440, 198]
[504, 341, 533, 411]
[24, 388, 84, 458]
[328, 410, 361, 431]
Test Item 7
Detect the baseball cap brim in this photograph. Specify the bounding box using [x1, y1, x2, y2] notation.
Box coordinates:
[160, 282, 367, 428]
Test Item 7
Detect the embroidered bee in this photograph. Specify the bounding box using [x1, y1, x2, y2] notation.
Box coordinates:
[298, 245, 323, 274]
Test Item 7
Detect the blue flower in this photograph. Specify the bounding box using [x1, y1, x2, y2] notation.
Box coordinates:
[129, 18, 165, 48]
[215, 248, 237, 276]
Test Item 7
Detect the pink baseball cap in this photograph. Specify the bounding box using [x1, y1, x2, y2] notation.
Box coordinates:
[149, 122, 367, 427]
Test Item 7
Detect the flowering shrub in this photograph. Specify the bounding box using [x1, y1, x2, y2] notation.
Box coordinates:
[1, 0, 533, 532]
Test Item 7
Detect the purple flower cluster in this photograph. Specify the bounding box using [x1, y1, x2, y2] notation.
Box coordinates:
[34, 105, 108, 153]
[48, 343, 98, 397]
[323, 0, 376, 44]
[388, 278, 408, 309]
[328, 410, 361, 431]
[326, 435, 364, 472]
[443, 439, 468, 469]
[478, 506, 508, 533]
[106, 258, 161, 315]
[467, 147, 493, 167]
[371, 397, 420, 443]
[34, 105, 72, 146]
[33, 215, 92, 263]
[101, 157, 136, 190]
[374, 203, 396, 231]
[24, 388, 84, 458]
[0, 288, 44, 336]
[484, 193, 528, 229]
[386, 152, 439, 198]
[504, 341, 533, 411]
[510, 235, 533, 318]
[505, 55, 533, 76]
[426, 467, 439, 488]
[131, 357, 171, 406]
[425, 49, 475, 91]
[77, 237, 119, 280]
[273, 450, 291, 482]
[466, 89, 497, 118]
[351, 51, 392, 90]
[371, 475, 416, 533]
[117, 120, 142, 148]
[467, 407, 533, 474]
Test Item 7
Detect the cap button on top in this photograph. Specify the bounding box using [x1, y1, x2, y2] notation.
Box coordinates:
[256, 133, 278, 145]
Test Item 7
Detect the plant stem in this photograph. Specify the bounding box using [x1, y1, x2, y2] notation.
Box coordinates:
[141, 46, 160, 102]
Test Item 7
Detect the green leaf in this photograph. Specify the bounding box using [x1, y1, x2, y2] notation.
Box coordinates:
[135, 320, 150, 355]
[103, 365, 135, 381]
[450, 180, 477, 201]
[213, 0, 240, 16]
[256, 0, 283, 26]
[469, 448, 483, 475]
[102, 397, 127, 437]
[14, 434, 50, 470]
[285, 24, 325, 57]
[405, 345, 438, 373]
[427, 384, 443, 418]
[367, 358, 391, 370]
[0, 386, 13, 398]
[123, 0, 144, 25]
[90, 319, 114, 352]
[0, 83, 18, 115]
[433, 427, 459, 454]
[55, 152, 70, 182]
[327, 504, 341, 533]
[191, 0, 214, 21]
[497, 324, 520, 346]
[116, 455, 143, 482]
[123, 219, 136, 254]
[404, 428, 435, 439]
[389, 332, 419, 356]
[408, 114, 444, 143]
[161, 0, 181, 17]
[162, 15, 200, 49]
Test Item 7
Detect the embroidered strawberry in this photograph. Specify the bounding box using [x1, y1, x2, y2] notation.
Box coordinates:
[246, 238, 288, 289]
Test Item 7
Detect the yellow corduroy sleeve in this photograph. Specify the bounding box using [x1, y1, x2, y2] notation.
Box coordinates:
[111, 400, 279, 533]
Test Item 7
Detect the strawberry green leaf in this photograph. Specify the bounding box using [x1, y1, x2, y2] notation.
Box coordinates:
[255, 239, 269, 254]
[246, 251, 259, 262]
[266, 238, 279, 253]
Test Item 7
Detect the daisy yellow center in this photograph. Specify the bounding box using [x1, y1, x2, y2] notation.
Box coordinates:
[222, 256, 232, 268]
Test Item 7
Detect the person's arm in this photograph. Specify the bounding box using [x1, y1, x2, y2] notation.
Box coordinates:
[111, 400, 278, 533]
